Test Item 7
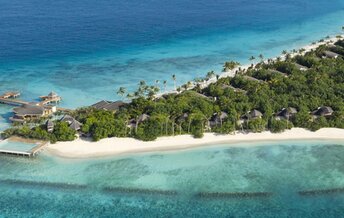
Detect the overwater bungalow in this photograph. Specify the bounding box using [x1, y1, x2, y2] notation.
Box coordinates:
[312, 106, 334, 117]
[40, 91, 62, 104]
[276, 107, 297, 120]
[323, 50, 339, 59]
[10, 104, 56, 123]
[91, 100, 127, 111]
[293, 63, 309, 71]
[1, 91, 20, 99]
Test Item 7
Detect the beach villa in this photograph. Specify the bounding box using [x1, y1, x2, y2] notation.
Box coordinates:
[312, 106, 334, 117]
[91, 100, 127, 111]
[60, 115, 82, 131]
[323, 50, 339, 59]
[276, 107, 298, 120]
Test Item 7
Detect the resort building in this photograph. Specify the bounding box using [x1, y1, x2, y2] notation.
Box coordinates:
[39, 91, 62, 104]
[221, 84, 247, 93]
[276, 107, 297, 120]
[129, 114, 150, 128]
[210, 112, 228, 127]
[10, 104, 56, 123]
[239, 109, 263, 124]
[91, 100, 127, 111]
[323, 51, 339, 59]
[60, 115, 82, 131]
[312, 106, 334, 117]
[268, 69, 288, 77]
[293, 63, 309, 71]
[242, 75, 264, 83]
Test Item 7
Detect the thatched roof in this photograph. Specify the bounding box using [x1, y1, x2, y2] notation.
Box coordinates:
[91, 100, 126, 111]
[312, 106, 334, 116]
[249, 109, 263, 118]
[324, 51, 339, 58]
[277, 107, 297, 118]
[13, 104, 44, 116]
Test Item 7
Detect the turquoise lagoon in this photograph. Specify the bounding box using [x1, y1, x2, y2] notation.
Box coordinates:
[0, 140, 344, 217]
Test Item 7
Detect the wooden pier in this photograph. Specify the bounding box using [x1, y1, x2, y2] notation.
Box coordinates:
[0, 91, 69, 112]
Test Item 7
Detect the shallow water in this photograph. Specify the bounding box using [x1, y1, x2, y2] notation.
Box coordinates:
[0, 140, 344, 217]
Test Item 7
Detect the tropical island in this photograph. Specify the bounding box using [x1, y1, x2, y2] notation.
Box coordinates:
[1, 35, 344, 157]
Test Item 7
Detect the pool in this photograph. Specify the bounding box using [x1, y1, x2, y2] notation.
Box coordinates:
[0, 140, 37, 153]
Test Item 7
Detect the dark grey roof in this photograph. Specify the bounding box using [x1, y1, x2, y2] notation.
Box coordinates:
[268, 69, 288, 77]
[13, 104, 44, 116]
[212, 112, 228, 122]
[137, 114, 150, 123]
[91, 100, 126, 111]
[69, 119, 82, 131]
[243, 76, 263, 83]
[177, 113, 189, 122]
[312, 106, 334, 116]
[293, 63, 309, 70]
[277, 107, 297, 118]
[249, 109, 263, 118]
[60, 115, 75, 124]
[324, 51, 339, 58]
[48, 91, 58, 97]
[46, 120, 54, 128]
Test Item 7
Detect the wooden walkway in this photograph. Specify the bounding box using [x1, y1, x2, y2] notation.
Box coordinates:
[0, 91, 70, 111]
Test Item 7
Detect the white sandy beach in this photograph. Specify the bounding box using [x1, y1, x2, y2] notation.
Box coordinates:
[47, 128, 344, 158]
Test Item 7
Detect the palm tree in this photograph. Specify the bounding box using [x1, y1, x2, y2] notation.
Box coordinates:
[163, 80, 167, 93]
[282, 50, 288, 55]
[172, 74, 177, 90]
[248, 56, 256, 65]
[258, 54, 264, 62]
[206, 71, 215, 80]
[116, 87, 126, 100]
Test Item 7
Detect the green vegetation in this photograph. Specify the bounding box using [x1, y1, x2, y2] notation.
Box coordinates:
[2, 39, 344, 143]
[1, 121, 76, 143]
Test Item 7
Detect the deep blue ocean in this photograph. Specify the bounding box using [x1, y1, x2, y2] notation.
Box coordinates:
[0, 1, 344, 217]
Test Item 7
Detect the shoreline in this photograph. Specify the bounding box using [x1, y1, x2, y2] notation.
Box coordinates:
[46, 128, 344, 158]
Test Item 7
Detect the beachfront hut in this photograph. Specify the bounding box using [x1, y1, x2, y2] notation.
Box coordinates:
[240, 109, 263, 122]
[242, 75, 264, 83]
[312, 106, 334, 117]
[323, 51, 339, 59]
[60, 115, 82, 131]
[276, 107, 297, 120]
[293, 63, 309, 71]
[210, 112, 228, 127]
[46, 120, 54, 133]
[69, 119, 82, 131]
[177, 113, 189, 123]
[221, 84, 247, 93]
[268, 69, 288, 77]
[91, 100, 127, 111]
